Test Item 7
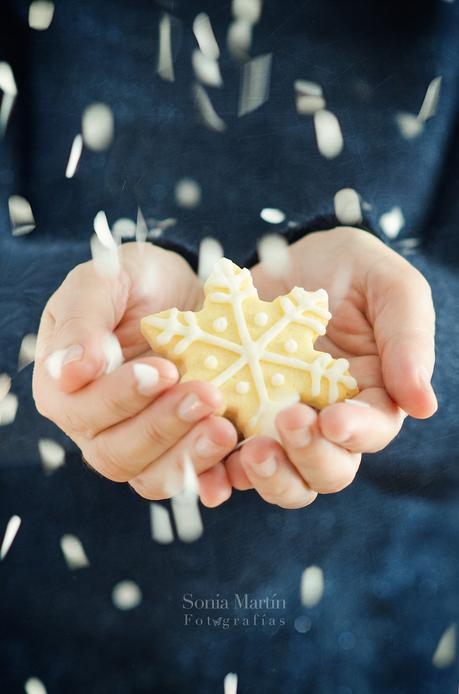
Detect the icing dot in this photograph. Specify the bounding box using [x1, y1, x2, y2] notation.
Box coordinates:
[204, 355, 218, 370]
[213, 317, 228, 332]
[254, 312, 268, 327]
[284, 339, 298, 353]
[236, 381, 250, 394]
[271, 373, 285, 386]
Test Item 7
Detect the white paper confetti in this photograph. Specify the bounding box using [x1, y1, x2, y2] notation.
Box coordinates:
[146, 217, 177, 239]
[135, 207, 149, 244]
[157, 13, 175, 82]
[38, 438, 65, 473]
[418, 76, 442, 122]
[193, 13, 220, 60]
[0, 373, 11, 401]
[193, 83, 227, 132]
[0, 393, 18, 426]
[82, 103, 114, 151]
[112, 217, 136, 241]
[192, 49, 223, 88]
[150, 503, 174, 544]
[198, 237, 224, 282]
[294, 80, 323, 97]
[65, 134, 83, 178]
[314, 110, 344, 159]
[395, 112, 424, 140]
[8, 195, 35, 236]
[60, 534, 90, 569]
[0, 61, 17, 135]
[334, 188, 362, 226]
[432, 624, 456, 668]
[296, 94, 326, 115]
[258, 233, 290, 278]
[238, 53, 272, 117]
[28, 1, 55, 31]
[1, 515, 21, 560]
[232, 0, 262, 24]
[175, 178, 202, 208]
[171, 456, 203, 543]
[90, 233, 120, 277]
[112, 580, 142, 610]
[18, 333, 37, 370]
[260, 208, 286, 224]
[379, 206, 405, 239]
[94, 210, 116, 249]
[102, 333, 124, 374]
[300, 565, 324, 607]
[224, 672, 238, 694]
[227, 19, 252, 60]
[24, 678, 47, 694]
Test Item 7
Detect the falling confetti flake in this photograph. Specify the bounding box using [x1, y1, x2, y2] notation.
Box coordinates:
[150, 503, 174, 544]
[432, 624, 456, 668]
[157, 13, 175, 82]
[238, 53, 272, 117]
[0, 61, 17, 136]
[379, 206, 405, 239]
[112, 217, 136, 241]
[300, 565, 324, 607]
[193, 13, 220, 60]
[18, 333, 37, 370]
[90, 233, 120, 277]
[198, 236, 224, 282]
[0, 515, 21, 560]
[334, 188, 362, 226]
[227, 19, 252, 61]
[60, 534, 90, 569]
[224, 672, 238, 694]
[0, 373, 11, 401]
[38, 438, 65, 473]
[146, 217, 177, 239]
[102, 333, 124, 374]
[65, 134, 83, 178]
[28, 1, 55, 31]
[295, 80, 326, 115]
[82, 103, 114, 151]
[258, 233, 290, 278]
[314, 110, 344, 159]
[193, 83, 227, 132]
[94, 210, 116, 249]
[24, 678, 47, 694]
[175, 177, 202, 208]
[8, 195, 35, 236]
[192, 49, 223, 88]
[232, 0, 262, 24]
[260, 207, 286, 224]
[395, 112, 424, 140]
[171, 457, 203, 543]
[0, 392, 18, 426]
[112, 580, 142, 610]
[418, 76, 442, 122]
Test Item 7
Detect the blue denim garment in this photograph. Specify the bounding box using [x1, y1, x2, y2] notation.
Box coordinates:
[0, 1, 458, 692]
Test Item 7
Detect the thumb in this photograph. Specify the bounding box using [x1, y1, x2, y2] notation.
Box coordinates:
[41, 264, 130, 393]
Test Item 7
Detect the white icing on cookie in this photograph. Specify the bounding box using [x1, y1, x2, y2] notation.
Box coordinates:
[236, 380, 250, 394]
[284, 339, 298, 353]
[271, 373, 285, 386]
[254, 311, 268, 327]
[204, 355, 218, 369]
[213, 317, 228, 332]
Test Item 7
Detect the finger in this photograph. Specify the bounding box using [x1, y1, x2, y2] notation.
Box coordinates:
[129, 416, 237, 500]
[319, 389, 406, 453]
[34, 356, 179, 438]
[239, 437, 318, 509]
[79, 381, 223, 482]
[198, 463, 233, 508]
[276, 404, 361, 494]
[39, 262, 130, 393]
[225, 450, 253, 491]
[367, 256, 437, 419]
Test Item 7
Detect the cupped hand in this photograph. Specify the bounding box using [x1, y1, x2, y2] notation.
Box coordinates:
[33, 242, 237, 502]
[225, 227, 437, 509]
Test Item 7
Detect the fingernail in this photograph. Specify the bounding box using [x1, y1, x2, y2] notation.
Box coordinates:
[418, 367, 434, 394]
[177, 393, 214, 422]
[133, 363, 159, 395]
[284, 426, 311, 448]
[247, 455, 277, 478]
[45, 345, 84, 379]
[195, 435, 222, 458]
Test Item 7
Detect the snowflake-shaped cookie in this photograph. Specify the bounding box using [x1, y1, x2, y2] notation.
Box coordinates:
[141, 258, 358, 438]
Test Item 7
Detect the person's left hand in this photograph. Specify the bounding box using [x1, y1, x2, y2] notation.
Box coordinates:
[200, 227, 437, 509]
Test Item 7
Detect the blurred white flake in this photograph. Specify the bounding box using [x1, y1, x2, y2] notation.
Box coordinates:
[112, 580, 143, 610]
[238, 54, 272, 117]
[24, 678, 47, 694]
[379, 206, 405, 239]
[334, 188, 362, 226]
[432, 624, 456, 668]
[8, 195, 35, 236]
[112, 217, 136, 241]
[295, 80, 326, 115]
[28, 1, 55, 31]
[0, 373, 11, 401]
[198, 237, 224, 282]
[60, 534, 90, 569]
[171, 456, 203, 543]
[65, 134, 83, 178]
[1, 514, 21, 560]
[102, 333, 124, 374]
[0, 62, 17, 136]
[224, 672, 238, 694]
[18, 333, 37, 370]
[227, 19, 253, 61]
[94, 210, 116, 249]
[38, 438, 65, 473]
[395, 113, 424, 140]
[135, 207, 149, 244]
[175, 177, 202, 208]
[157, 13, 175, 82]
[232, 0, 262, 24]
[192, 49, 223, 88]
[193, 83, 226, 131]
[150, 503, 174, 544]
[260, 208, 286, 224]
[0, 393, 18, 426]
[314, 110, 343, 159]
[82, 103, 114, 151]
[418, 76, 442, 122]
[300, 565, 324, 607]
[193, 13, 220, 60]
[258, 233, 290, 278]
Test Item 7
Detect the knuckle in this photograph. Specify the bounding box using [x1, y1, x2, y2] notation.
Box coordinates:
[143, 415, 174, 450]
[129, 476, 168, 501]
[88, 437, 130, 482]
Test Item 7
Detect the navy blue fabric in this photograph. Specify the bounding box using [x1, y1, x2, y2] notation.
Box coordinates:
[0, 1, 458, 692]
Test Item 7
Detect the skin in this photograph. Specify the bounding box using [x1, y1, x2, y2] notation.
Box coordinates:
[32, 229, 437, 509]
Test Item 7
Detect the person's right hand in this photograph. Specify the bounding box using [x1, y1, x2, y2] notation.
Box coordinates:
[33, 243, 237, 503]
